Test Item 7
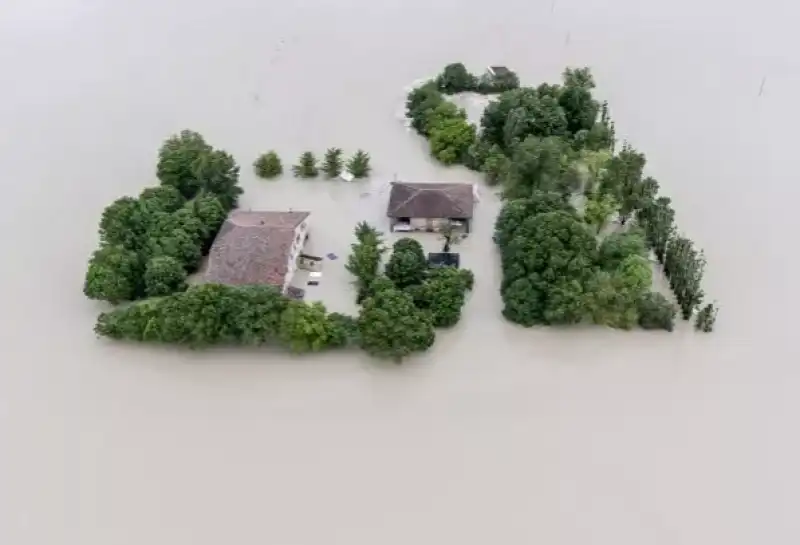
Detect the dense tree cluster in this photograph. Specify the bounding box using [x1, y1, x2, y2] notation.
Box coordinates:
[495, 191, 675, 330]
[405, 83, 477, 165]
[84, 131, 237, 304]
[342, 224, 475, 360]
[409, 63, 718, 332]
[94, 284, 358, 351]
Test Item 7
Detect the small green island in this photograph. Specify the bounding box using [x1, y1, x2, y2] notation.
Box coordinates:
[85, 62, 717, 364]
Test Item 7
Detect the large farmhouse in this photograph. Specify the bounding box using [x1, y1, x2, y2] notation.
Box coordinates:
[386, 182, 476, 233]
[204, 210, 310, 294]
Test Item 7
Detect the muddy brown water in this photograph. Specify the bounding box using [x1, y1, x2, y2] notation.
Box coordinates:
[1, 0, 798, 543]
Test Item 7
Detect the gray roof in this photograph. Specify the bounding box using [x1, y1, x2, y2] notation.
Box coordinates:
[204, 210, 310, 286]
[489, 66, 512, 77]
[387, 182, 475, 219]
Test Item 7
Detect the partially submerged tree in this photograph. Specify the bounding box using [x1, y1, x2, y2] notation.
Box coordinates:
[157, 130, 212, 198]
[385, 238, 427, 289]
[84, 245, 142, 304]
[346, 150, 372, 178]
[292, 151, 319, 178]
[279, 301, 338, 353]
[429, 117, 476, 165]
[358, 284, 435, 362]
[637, 292, 677, 331]
[436, 62, 477, 94]
[254, 150, 283, 179]
[322, 147, 344, 178]
[695, 302, 718, 333]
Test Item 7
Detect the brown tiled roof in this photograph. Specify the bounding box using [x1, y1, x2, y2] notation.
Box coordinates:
[204, 210, 310, 287]
[387, 182, 475, 219]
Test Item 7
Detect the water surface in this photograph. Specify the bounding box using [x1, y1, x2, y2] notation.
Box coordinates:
[1, 0, 798, 543]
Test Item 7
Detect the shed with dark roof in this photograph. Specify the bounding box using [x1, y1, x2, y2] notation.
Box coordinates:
[386, 182, 475, 233]
[204, 210, 310, 291]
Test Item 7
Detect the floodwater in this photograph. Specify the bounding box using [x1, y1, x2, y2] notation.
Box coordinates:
[1, 0, 798, 543]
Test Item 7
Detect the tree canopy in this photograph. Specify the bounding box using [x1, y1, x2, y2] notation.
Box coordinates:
[84, 131, 241, 304]
[358, 282, 436, 362]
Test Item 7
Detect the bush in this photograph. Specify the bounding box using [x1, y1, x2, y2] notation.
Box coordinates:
[346, 150, 371, 178]
[292, 151, 319, 178]
[254, 151, 283, 179]
[637, 292, 677, 331]
[144, 256, 187, 297]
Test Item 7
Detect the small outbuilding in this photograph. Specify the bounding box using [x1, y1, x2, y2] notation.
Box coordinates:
[386, 181, 476, 234]
[486, 66, 512, 78]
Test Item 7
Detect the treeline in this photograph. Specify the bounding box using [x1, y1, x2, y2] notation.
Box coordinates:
[407, 63, 718, 332]
[346, 222, 474, 360]
[435, 63, 520, 95]
[254, 149, 371, 179]
[83, 130, 241, 304]
[95, 284, 360, 352]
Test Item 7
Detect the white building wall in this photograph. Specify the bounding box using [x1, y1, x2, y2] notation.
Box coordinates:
[281, 219, 309, 292]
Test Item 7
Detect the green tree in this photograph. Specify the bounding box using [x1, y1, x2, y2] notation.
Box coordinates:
[436, 62, 477, 94]
[493, 191, 573, 247]
[409, 267, 473, 327]
[406, 82, 445, 135]
[139, 185, 186, 214]
[695, 302, 718, 332]
[146, 228, 202, 270]
[601, 143, 646, 224]
[358, 284, 435, 361]
[479, 145, 509, 185]
[328, 312, 360, 347]
[84, 244, 142, 304]
[187, 192, 228, 250]
[500, 211, 597, 325]
[504, 136, 569, 199]
[157, 130, 212, 198]
[597, 230, 648, 270]
[638, 196, 675, 263]
[98, 196, 150, 249]
[292, 151, 319, 178]
[587, 254, 652, 329]
[480, 88, 540, 148]
[346, 150, 372, 178]
[385, 238, 428, 288]
[559, 67, 599, 135]
[583, 192, 618, 234]
[279, 301, 337, 352]
[322, 147, 344, 178]
[429, 117, 477, 165]
[192, 149, 242, 211]
[254, 150, 283, 179]
[637, 292, 677, 331]
[346, 224, 386, 301]
[144, 255, 187, 297]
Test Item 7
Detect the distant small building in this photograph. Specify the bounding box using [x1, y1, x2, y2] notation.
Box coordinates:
[428, 252, 460, 268]
[487, 66, 512, 78]
[204, 210, 310, 294]
[387, 181, 476, 233]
